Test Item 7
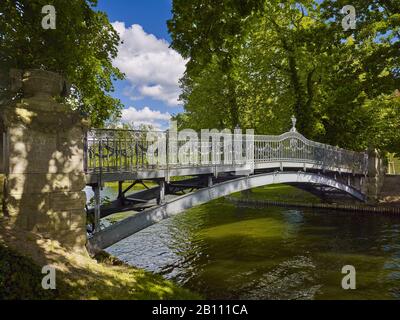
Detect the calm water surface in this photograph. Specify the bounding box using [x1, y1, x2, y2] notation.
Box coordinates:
[95, 188, 400, 300]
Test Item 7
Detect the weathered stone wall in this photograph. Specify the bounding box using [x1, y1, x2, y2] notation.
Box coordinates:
[365, 149, 386, 203]
[0, 70, 88, 250]
[379, 175, 400, 204]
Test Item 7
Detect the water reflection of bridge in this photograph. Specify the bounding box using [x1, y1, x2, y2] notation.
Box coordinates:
[85, 121, 369, 252]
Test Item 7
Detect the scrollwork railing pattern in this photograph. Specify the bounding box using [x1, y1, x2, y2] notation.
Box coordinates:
[85, 129, 368, 175]
[253, 132, 367, 173]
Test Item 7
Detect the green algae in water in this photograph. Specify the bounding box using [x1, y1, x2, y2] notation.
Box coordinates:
[105, 190, 400, 300]
[181, 203, 400, 299]
[198, 218, 289, 240]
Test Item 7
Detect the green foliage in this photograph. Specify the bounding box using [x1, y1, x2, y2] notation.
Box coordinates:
[169, 0, 400, 153]
[169, 0, 265, 130]
[0, 0, 124, 126]
[361, 93, 400, 154]
[168, 0, 264, 70]
[87, 195, 111, 208]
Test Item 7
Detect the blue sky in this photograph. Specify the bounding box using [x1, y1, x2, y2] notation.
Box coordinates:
[96, 0, 183, 128]
[97, 0, 172, 40]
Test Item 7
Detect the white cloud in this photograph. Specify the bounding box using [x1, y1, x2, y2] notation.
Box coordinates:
[112, 22, 187, 106]
[121, 106, 171, 129]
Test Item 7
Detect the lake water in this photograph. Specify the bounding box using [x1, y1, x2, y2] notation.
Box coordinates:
[90, 187, 400, 300]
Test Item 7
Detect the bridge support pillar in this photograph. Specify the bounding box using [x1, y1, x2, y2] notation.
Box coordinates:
[207, 175, 213, 188]
[0, 70, 89, 251]
[118, 181, 123, 198]
[158, 180, 166, 205]
[350, 175, 361, 191]
[365, 148, 386, 203]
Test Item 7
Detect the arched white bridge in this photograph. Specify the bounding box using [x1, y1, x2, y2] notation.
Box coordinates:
[85, 118, 371, 252]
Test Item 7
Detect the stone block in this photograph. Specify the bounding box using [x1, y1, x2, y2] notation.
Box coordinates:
[42, 227, 87, 249]
[48, 151, 84, 174]
[48, 191, 87, 211]
[35, 210, 71, 233]
[69, 209, 87, 230]
[63, 227, 87, 249]
[5, 173, 86, 195]
[5, 193, 49, 216]
[57, 127, 85, 147]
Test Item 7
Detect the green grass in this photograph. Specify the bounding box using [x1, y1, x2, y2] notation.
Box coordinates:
[105, 176, 197, 192]
[105, 180, 158, 191]
[0, 243, 201, 300]
[0, 244, 59, 300]
[106, 211, 136, 224]
[231, 184, 321, 204]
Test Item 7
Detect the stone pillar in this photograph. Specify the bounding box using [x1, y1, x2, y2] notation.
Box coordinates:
[0, 69, 88, 250]
[366, 148, 386, 203]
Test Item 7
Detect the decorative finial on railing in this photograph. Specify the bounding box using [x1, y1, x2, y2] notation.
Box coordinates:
[290, 115, 297, 132]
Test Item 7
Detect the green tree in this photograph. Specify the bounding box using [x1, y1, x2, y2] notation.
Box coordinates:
[317, 0, 400, 151]
[0, 0, 124, 126]
[169, 0, 400, 154]
[168, 0, 264, 130]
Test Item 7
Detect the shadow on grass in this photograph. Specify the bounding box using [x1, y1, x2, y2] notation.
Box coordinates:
[0, 242, 201, 300]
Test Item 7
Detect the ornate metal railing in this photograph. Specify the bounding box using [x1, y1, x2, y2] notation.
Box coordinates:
[84, 127, 368, 175]
[253, 131, 367, 173]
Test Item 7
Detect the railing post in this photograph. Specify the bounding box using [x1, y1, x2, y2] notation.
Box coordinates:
[83, 131, 88, 173]
[166, 129, 170, 181]
[98, 136, 103, 187]
[92, 184, 101, 233]
[118, 181, 123, 199]
[135, 134, 139, 170]
[207, 175, 213, 187]
[158, 179, 166, 205]
[106, 136, 109, 171]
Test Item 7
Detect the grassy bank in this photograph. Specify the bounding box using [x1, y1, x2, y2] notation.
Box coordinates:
[0, 241, 200, 300]
[231, 184, 321, 204]
[0, 231, 201, 300]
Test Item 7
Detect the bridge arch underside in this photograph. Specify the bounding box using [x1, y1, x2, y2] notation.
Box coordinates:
[88, 171, 366, 252]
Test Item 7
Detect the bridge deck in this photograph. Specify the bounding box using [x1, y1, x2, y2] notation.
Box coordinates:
[84, 128, 368, 185]
[85, 160, 364, 184]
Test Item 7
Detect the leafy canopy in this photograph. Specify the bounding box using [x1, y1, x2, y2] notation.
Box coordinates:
[0, 0, 124, 126]
[168, 0, 400, 154]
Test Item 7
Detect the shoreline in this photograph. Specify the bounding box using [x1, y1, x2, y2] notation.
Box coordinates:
[226, 196, 400, 215]
[0, 220, 201, 300]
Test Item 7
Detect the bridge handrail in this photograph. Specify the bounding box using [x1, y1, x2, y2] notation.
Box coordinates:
[84, 128, 368, 175]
